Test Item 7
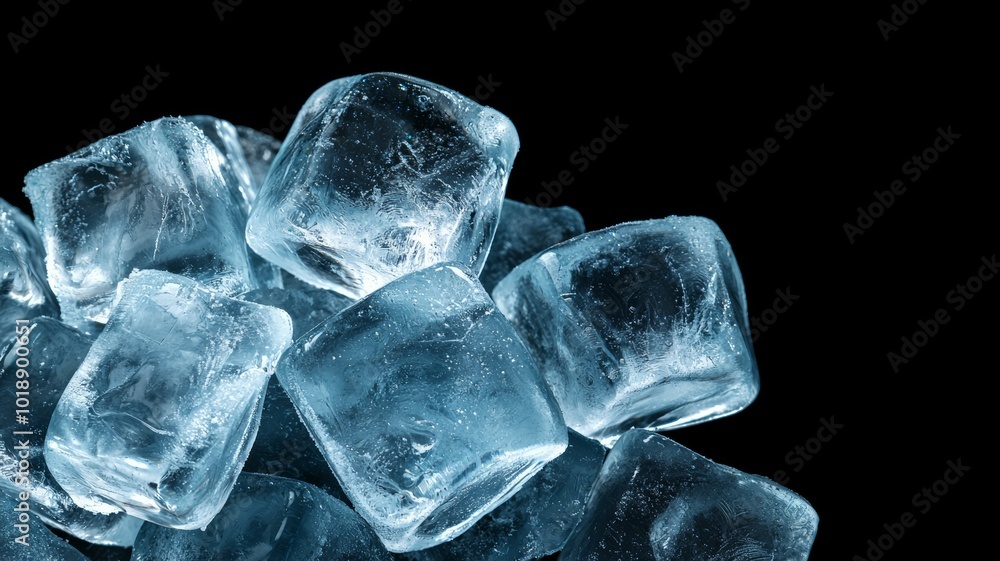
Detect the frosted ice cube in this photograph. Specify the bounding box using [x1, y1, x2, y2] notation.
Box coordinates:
[23, 117, 257, 328]
[43, 270, 292, 529]
[560, 430, 818, 560]
[277, 263, 566, 552]
[246, 72, 518, 299]
[1, 198, 59, 327]
[400, 429, 604, 561]
[493, 216, 758, 446]
[480, 200, 585, 293]
[0, 317, 142, 546]
[131, 473, 390, 561]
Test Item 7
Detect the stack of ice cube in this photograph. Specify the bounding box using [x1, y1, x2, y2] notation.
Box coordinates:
[0, 71, 816, 559]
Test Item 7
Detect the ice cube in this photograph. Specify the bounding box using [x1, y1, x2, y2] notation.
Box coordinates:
[480, 200, 585, 293]
[400, 429, 605, 561]
[23, 117, 258, 328]
[1, 487, 88, 560]
[560, 430, 818, 560]
[131, 473, 391, 560]
[43, 270, 292, 529]
[0, 317, 142, 546]
[493, 216, 758, 446]
[277, 263, 566, 552]
[185, 115, 283, 289]
[1, 198, 59, 327]
[246, 72, 518, 299]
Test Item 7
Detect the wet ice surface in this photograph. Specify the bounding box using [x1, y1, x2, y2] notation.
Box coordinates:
[246, 72, 518, 300]
[560, 430, 818, 561]
[1, 487, 88, 561]
[43, 270, 292, 529]
[131, 473, 391, 561]
[23, 117, 258, 328]
[479, 200, 585, 294]
[0, 198, 59, 327]
[399, 429, 605, 561]
[493, 216, 759, 446]
[0, 318, 142, 546]
[277, 263, 567, 552]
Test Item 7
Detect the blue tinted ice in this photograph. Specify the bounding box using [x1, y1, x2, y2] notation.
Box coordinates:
[246, 72, 518, 299]
[235, 125, 283, 202]
[0, 318, 142, 545]
[241, 375, 348, 501]
[43, 270, 292, 529]
[23, 117, 258, 328]
[132, 473, 391, 561]
[241, 276, 355, 340]
[277, 263, 566, 552]
[493, 217, 759, 446]
[1, 487, 88, 560]
[480, 200, 585, 293]
[0, 198, 58, 327]
[186, 115, 283, 290]
[560, 430, 818, 560]
[401, 429, 604, 561]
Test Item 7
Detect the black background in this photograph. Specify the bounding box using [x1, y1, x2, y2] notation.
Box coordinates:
[3, 1, 991, 559]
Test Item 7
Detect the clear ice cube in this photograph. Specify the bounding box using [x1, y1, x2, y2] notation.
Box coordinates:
[277, 263, 566, 552]
[480, 200, 585, 293]
[560, 430, 818, 560]
[400, 429, 605, 561]
[1, 198, 59, 326]
[43, 270, 292, 529]
[1, 487, 88, 560]
[246, 72, 518, 300]
[23, 117, 258, 328]
[0, 317, 142, 545]
[493, 216, 759, 446]
[131, 473, 391, 561]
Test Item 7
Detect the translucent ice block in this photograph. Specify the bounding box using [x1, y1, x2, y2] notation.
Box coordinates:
[43, 270, 292, 529]
[1, 487, 88, 560]
[131, 473, 391, 561]
[401, 429, 605, 561]
[0, 198, 59, 327]
[479, 200, 585, 293]
[0, 318, 142, 545]
[23, 117, 257, 328]
[493, 216, 758, 446]
[246, 72, 518, 299]
[277, 263, 566, 552]
[186, 115, 283, 289]
[560, 430, 818, 560]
